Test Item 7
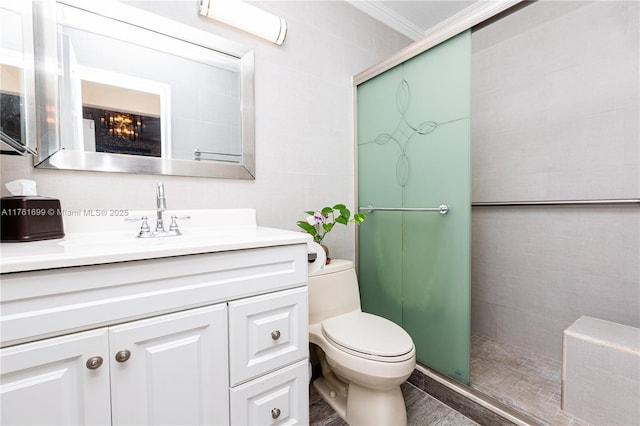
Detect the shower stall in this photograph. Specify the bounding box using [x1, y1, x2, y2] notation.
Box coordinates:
[355, 1, 640, 424]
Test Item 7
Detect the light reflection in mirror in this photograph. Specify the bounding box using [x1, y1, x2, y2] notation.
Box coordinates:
[32, 0, 255, 178]
[56, 7, 241, 162]
[80, 80, 162, 157]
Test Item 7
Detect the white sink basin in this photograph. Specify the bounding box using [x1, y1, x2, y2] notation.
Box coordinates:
[57, 228, 255, 250]
[58, 231, 140, 248]
[58, 209, 259, 250]
[57, 231, 177, 249]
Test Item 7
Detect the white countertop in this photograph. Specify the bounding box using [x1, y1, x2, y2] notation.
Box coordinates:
[0, 209, 311, 274]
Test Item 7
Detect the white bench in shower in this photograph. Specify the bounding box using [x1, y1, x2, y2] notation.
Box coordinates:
[562, 315, 640, 426]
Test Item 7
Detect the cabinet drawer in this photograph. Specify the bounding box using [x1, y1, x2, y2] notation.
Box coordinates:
[229, 287, 308, 386]
[229, 360, 309, 426]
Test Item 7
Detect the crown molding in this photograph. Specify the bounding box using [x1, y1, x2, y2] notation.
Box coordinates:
[346, 0, 424, 41]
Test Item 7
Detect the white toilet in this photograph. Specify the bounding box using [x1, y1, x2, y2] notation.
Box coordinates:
[308, 259, 416, 426]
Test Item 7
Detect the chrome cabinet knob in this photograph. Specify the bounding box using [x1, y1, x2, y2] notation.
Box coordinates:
[271, 330, 281, 341]
[115, 350, 131, 363]
[86, 356, 104, 370]
[271, 408, 281, 419]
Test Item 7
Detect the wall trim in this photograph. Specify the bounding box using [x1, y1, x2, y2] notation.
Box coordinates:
[346, 0, 424, 41]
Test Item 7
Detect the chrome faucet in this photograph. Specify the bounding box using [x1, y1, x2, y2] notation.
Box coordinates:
[156, 182, 167, 233]
[125, 182, 189, 238]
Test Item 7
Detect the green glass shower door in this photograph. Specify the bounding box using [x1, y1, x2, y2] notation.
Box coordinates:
[357, 30, 471, 384]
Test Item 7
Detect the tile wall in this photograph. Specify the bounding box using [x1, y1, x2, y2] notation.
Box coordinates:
[471, 0, 640, 360]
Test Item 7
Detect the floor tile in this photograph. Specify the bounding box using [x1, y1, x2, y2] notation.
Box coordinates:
[310, 334, 599, 425]
[309, 381, 478, 425]
[470, 333, 591, 426]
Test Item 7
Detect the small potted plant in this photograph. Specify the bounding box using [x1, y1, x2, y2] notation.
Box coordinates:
[297, 204, 366, 264]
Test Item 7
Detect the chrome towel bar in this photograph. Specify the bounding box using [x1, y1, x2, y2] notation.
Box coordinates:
[359, 204, 449, 214]
[193, 149, 242, 162]
[472, 199, 640, 207]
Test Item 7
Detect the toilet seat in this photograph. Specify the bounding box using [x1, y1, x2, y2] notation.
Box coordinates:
[321, 311, 414, 362]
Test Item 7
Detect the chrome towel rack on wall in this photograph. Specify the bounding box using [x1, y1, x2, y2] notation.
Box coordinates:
[359, 204, 449, 214]
[193, 149, 242, 162]
[471, 199, 640, 207]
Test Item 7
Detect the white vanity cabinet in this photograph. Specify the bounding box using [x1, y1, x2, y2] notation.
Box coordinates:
[1, 305, 228, 425]
[0, 242, 309, 426]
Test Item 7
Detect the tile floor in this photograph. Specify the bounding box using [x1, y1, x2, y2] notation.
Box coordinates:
[310, 334, 595, 426]
[309, 381, 478, 426]
[470, 333, 590, 426]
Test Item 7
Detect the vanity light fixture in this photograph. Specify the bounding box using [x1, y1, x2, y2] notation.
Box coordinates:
[199, 0, 287, 45]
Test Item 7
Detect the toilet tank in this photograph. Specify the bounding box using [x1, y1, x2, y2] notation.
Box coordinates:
[308, 259, 361, 325]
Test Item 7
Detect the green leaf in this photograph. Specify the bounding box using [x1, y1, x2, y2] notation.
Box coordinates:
[335, 215, 348, 225]
[296, 221, 317, 236]
[299, 204, 364, 239]
[321, 207, 333, 216]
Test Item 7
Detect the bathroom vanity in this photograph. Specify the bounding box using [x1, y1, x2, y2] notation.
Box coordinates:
[0, 209, 310, 425]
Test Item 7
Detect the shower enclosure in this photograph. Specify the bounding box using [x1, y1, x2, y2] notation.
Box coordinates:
[356, 30, 472, 384]
[356, 2, 639, 424]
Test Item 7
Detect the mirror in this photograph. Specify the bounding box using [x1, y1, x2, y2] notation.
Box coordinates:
[32, 0, 255, 178]
[0, 0, 36, 156]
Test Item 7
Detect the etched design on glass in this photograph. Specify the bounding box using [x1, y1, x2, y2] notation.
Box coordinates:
[359, 67, 464, 187]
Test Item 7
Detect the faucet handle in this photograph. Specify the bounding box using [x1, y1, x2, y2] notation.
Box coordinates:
[169, 215, 190, 233]
[125, 216, 151, 238]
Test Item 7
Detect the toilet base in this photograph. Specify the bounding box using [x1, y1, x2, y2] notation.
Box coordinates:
[346, 382, 407, 426]
[313, 377, 347, 419]
[313, 377, 408, 426]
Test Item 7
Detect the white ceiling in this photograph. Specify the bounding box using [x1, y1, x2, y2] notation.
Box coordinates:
[348, 0, 479, 41]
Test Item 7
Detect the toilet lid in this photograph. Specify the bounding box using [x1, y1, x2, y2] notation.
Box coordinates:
[321, 311, 414, 359]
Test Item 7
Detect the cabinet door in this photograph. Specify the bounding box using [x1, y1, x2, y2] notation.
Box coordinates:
[0, 329, 111, 425]
[229, 287, 308, 386]
[109, 304, 228, 426]
[230, 360, 308, 426]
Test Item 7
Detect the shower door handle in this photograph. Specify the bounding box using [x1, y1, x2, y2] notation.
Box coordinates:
[359, 204, 449, 214]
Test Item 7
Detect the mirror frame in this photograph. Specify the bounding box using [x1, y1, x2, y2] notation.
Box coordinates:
[0, 0, 37, 155]
[32, 0, 255, 179]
